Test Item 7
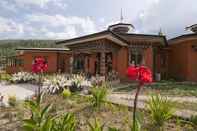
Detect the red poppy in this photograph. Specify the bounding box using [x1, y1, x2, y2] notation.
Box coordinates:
[32, 57, 48, 73]
[127, 65, 152, 85]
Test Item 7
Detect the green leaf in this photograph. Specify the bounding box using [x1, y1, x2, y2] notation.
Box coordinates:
[23, 119, 37, 131]
[41, 104, 51, 120]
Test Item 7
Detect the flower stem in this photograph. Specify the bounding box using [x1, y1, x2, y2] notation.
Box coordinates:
[133, 84, 142, 131]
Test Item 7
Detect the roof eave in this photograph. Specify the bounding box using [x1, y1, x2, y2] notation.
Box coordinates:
[56, 31, 129, 46]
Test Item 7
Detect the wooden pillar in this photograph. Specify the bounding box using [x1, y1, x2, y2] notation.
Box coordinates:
[152, 47, 157, 80]
[70, 52, 74, 74]
[100, 51, 106, 76]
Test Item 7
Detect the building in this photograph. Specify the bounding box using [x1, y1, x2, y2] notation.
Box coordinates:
[168, 24, 197, 81]
[6, 48, 71, 73]
[6, 22, 169, 81]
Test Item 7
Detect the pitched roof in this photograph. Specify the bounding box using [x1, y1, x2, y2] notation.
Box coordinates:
[56, 30, 129, 46]
[168, 33, 197, 44]
[16, 48, 70, 52]
[117, 33, 167, 46]
[186, 24, 197, 33]
[57, 30, 167, 46]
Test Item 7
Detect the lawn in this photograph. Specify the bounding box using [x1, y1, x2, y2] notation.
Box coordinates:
[0, 93, 196, 131]
[113, 81, 197, 97]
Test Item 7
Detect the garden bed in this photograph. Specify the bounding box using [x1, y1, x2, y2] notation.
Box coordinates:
[0, 94, 196, 131]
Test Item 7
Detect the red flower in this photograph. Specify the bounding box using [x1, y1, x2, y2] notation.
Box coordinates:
[127, 66, 139, 80]
[32, 57, 48, 73]
[127, 65, 152, 85]
[138, 66, 152, 85]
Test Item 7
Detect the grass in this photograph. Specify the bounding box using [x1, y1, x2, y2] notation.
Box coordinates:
[0, 93, 196, 131]
[113, 81, 197, 97]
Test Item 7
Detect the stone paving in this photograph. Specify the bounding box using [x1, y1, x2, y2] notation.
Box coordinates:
[0, 82, 37, 106]
[107, 93, 197, 119]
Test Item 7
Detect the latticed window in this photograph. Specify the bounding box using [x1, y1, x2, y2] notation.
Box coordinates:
[129, 50, 143, 66]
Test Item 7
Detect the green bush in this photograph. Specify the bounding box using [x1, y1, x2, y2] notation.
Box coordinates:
[190, 115, 197, 127]
[23, 94, 53, 131]
[23, 93, 76, 131]
[8, 95, 17, 107]
[147, 94, 174, 129]
[62, 89, 71, 99]
[0, 73, 12, 82]
[89, 84, 109, 109]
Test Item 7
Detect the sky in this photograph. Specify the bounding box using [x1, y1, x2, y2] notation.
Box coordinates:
[0, 0, 197, 40]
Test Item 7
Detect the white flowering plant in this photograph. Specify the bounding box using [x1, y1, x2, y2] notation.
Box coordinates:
[42, 75, 68, 94]
[69, 74, 86, 92]
[11, 72, 38, 83]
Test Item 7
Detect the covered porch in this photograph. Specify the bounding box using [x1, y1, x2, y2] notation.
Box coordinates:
[57, 30, 168, 81]
[68, 39, 121, 80]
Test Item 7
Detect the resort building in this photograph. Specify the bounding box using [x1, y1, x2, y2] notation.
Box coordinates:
[5, 23, 197, 82]
[6, 22, 168, 81]
[168, 24, 197, 81]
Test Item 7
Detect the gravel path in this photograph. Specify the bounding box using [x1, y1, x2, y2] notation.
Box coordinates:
[110, 93, 197, 103]
[107, 93, 197, 119]
[0, 82, 38, 106]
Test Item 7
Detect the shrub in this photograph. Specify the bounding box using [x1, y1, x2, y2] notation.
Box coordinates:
[190, 115, 197, 127]
[42, 75, 68, 94]
[8, 95, 17, 107]
[23, 94, 53, 131]
[89, 84, 109, 109]
[147, 94, 174, 129]
[62, 88, 71, 99]
[0, 73, 12, 82]
[23, 93, 76, 131]
[11, 72, 37, 83]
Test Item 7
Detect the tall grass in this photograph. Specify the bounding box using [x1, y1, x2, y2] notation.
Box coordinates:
[87, 118, 105, 131]
[147, 94, 174, 130]
[89, 84, 109, 109]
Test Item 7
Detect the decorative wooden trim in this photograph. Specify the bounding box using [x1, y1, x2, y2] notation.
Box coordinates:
[68, 39, 121, 53]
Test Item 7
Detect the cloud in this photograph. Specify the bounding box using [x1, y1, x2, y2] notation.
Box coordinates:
[26, 13, 96, 35]
[0, 13, 96, 39]
[1, 0, 197, 39]
[14, 0, 53, 8]
[45, 26, 77, 39]
[134, 0, 197, 38]
[0, 16, 24, 33]
[0, 1, 17, 12]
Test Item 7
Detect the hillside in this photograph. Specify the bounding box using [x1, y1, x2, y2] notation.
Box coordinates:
[0, 40, 62, 57]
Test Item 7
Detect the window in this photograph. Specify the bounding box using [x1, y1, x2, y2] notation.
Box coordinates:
[130, 52, 143, 66]
[73, 56, 84, 72]
[16, 59, 24, 66]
